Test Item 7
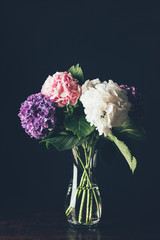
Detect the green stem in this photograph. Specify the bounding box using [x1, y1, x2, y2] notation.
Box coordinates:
[82, 143, 88, 165]
[65, 188, 81, 216]
[75, 150, 100, 219]
[86, 188, 90, 224]
[66, 105, 69, 113]
[89, 192, 93, 222]
[77, 143, 91, 198]
[65, 171, 86, 216]
[65, 140, 100, 222]
[78, 189, 86, 223]
[77, 175, 86, 198]
[65, 206, 72, 216]
[83, 143, 92, 224]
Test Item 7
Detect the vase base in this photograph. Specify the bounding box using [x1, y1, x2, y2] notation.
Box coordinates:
[67, 220, 99, 229]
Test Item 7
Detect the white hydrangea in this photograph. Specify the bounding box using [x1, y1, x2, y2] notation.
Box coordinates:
[80, 79, 131, 136]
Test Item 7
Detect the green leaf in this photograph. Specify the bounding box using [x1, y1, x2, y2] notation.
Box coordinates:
[113, 117, 146, 141]
[66, 105, 74, 114]
[64, 114, 95, 138]
[68, 63, 84, 84]
[40, 134, 87, 151]
[46, 141, 50, 149]
[107, 132, 137, 174]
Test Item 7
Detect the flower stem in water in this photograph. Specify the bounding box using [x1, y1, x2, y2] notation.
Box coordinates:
[89, 191, 93, 222]
[76, 152, 100, 219]
[86, 188, 90, 224]
[78, 189, 86, 223]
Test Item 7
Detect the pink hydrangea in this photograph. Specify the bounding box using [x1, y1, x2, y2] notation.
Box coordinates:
[41, 72, 82, 107]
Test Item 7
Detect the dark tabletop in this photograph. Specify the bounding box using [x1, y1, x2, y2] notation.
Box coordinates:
[0, 208, 159, 240]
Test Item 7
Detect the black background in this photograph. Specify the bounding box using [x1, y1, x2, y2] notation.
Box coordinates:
[1, 0, 160, 218]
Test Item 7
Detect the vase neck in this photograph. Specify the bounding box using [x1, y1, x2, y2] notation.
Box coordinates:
[72, 145, 98, 166]
[71, 145, 98, 184]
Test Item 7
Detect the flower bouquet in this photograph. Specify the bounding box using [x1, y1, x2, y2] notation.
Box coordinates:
[18, 64, 145, 227]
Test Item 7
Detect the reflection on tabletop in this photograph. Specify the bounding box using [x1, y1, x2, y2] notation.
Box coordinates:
[67, 227, 101, 240]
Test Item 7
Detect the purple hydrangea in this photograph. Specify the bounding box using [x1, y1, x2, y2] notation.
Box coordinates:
[18, 93, 56, 139]
[120, 85, 143, 121]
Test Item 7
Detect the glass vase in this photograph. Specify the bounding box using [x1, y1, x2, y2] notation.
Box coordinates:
[65, 143, 102, 228]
